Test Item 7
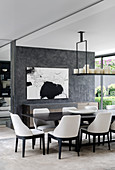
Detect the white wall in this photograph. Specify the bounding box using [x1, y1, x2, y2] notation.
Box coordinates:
[0, 45, 10, 61]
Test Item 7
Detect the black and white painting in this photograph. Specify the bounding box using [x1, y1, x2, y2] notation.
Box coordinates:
[27, 67, 69, 99]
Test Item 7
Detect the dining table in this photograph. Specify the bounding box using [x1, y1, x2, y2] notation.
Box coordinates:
[21, 108, 115, 127]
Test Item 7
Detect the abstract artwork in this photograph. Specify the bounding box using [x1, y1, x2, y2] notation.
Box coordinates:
[26, 67, 69, 99]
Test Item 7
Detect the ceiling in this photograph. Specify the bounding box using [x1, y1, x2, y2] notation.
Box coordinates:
[1, 0, 115, 55]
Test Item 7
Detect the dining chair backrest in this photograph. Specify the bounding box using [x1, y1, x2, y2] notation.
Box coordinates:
[53, 115, 81, 138]
[33, 108, 50, 128]
[33, 108, 50, 115]
[106, 105, 115, 110]
[111, 121, 115, 130]
[84, 106, 98, 111]
[62, 107, 77, 115]
[10, 113, 33, 137]
[88, 112, 112, 133]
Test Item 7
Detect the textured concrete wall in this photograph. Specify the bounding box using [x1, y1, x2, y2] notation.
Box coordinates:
[11, 46, 95, 114]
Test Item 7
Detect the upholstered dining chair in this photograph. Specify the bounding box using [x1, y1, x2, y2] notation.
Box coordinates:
[80, 112, 112, 152]
[110, 121, 115, 140]
[106, 105, 115, 110]
[106, 105, 115, 140]
[47, 115, 81, 159]
[84, 106, 98, 111]
[62, 107, 77, 115]
[33, 108, 55, 131]
[84, 105, 98, 132]
[33, 108, 56, 149]
[109, 120, 115, 141]
[10, 113, 45, 157]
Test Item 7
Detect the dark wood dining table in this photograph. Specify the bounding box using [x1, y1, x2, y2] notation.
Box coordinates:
[21, 109, 115, 127]
[21, 111, 96, 127]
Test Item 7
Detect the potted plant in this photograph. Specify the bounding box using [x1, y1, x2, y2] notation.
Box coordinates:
[108, 84, 115, 96]
[95, 86, 106, 97]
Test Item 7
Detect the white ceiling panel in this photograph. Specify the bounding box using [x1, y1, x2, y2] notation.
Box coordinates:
[1, 0, 115, 55]
[0, 0, 103, 46]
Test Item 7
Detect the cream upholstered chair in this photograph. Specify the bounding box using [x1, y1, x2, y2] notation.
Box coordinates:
[111, 121, 115, 131]
[47, 115, 81, 159]
[110, 121, 115, 140]
[80, 112, 112, 152]
[84, 105, 98, 128]
[106, 105, 115, 110]
[10, 113, 45, 157]
[84, 106, 98, 111]
[106, 105, 115, 141]
[33, 108, 55, 131]
[33, 108, 56, 149]
[62, 107, 77, 115]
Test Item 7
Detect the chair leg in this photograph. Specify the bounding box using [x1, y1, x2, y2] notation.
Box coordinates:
[42, 135, 45, 155]
[49, 137, 51, 143]
[107, 133, 110, 150]
[15, 137, 18, 152]
[40, 138, 41, 150]
[69, 139, 71, 151]
[32, 138, 35, 149]
[80, 130, 83, 148]
[93, 135, 96, 152]
[58, 139, 62, 159]
[110, 131, 112, 141]
[88, 134, 90, 144]
[98, 135, 100, 146]
[103, 135, 105, 145]
[76, 136, 80, 156]
[47, 134, 50, 154]
[22, 139, 26, 158]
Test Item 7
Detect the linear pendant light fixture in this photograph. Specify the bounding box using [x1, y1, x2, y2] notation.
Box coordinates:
[73, 31, 115, 75]
[73, 31, 88, 74]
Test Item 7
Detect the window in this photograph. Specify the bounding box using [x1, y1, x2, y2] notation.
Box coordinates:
[95, 55, 115, 109]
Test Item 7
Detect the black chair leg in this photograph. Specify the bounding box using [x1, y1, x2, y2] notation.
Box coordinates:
[76, 137, 80, 156]
[98, 135, 100, 146]
[69, 140, 71, 151]
[15, 137, 18, 152]
[110, 131, 112, 141]
[88, 134, 90, 144]
[58, 139, 62, 159]
[103, 135, 105, 145]
[42, 135, 45, 155]
[32, 138, 35, 149]
[49, 137, 51, 143]
[93, 135, 96, 152]
[47, 135, 50, 154]
[107, 133, 110, 150]
[40, 138, 41, 150]
[22, 139, 26, 158]
[80, 130, 83, 148]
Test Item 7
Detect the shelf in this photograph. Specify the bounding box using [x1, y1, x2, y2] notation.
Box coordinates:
[73, 73, 115, 76]
[0, 61, 10, 97]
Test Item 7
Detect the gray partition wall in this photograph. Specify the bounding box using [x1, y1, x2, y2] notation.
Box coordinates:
[11, 44, 95, 115]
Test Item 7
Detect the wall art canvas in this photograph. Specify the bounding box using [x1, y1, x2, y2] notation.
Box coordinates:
[27, 67, 69, 99]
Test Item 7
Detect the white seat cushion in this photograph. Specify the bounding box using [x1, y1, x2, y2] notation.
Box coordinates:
[37, 124, 55, 131]
[31, 129, 44, 135]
